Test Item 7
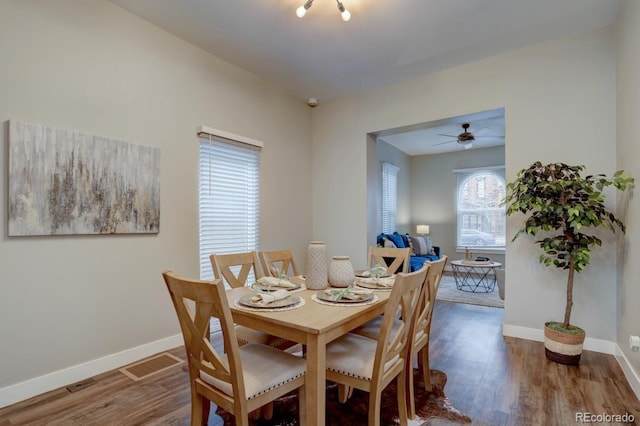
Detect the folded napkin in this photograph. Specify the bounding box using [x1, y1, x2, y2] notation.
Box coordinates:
[250, 289, 291, 305]
[359, 264, 388, 278]
[257, 276, 297, 288]
[358, 277, 395, 287]
[324, 287, 373, 301]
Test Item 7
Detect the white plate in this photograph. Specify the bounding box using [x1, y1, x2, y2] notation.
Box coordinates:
[354, 270, 392, 278]
[252, 281, 302, 292]
[238, 294, 300, 309]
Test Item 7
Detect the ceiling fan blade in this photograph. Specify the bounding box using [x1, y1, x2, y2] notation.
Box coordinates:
[433, 139, 456, 146]
[475, 136, 505, 141]
[436, 133, 459, 138]
[471, 126, 491, 136]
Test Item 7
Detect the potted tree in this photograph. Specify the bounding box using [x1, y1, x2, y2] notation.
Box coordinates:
[505, 162, 634, 364]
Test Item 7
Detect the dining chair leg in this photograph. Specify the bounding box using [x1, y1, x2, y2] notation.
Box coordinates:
[397, 371, 409, 426]
[261, 402, 274, 420]
[338, 384, 353, 403]
[368, 388, 383, 426]
[249, 408, 261, 420]
[419, 346, 432, 391]
[190, 392, 205, 426]
[298, 385, 307, 426]
[406, 350, 417, 419]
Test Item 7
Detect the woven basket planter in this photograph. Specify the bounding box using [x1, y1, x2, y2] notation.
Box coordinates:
[544, 322, 586, 365]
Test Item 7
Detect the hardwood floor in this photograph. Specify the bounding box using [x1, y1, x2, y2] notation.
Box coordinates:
[1, 301, 638, 425]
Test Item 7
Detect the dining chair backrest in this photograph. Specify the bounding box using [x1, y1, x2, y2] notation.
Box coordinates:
[425, 255, 448, 308]
[368, 246, 411, 274]
[372, 264, 427, 383]
[259, 249, 301, 277]
[210, 251, 262, 288]
[413, 255, 448, 354]
[162, 271, 246, 417]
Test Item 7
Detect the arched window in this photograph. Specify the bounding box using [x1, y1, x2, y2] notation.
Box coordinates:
[455, 167, 506, 250]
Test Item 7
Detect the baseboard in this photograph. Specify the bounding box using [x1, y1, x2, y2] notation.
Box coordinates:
[502, 324, 618, 354]
[615, 345, 640, 401]
[0, 334, 183, 409]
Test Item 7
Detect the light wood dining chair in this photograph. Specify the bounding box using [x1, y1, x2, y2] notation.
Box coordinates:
[368, 246, 411, 274]
[405, 255, 447, 418]
[324, 265, 428, 426]
[162, 271, 306, 426]
[210, 251, 295, 350]
[353, 256, 448, 419]
[259, 249, 301, 278]
[210, 251, 262, 289]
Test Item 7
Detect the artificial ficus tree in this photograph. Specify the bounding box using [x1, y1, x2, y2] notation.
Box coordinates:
[504, 162, 634, 329]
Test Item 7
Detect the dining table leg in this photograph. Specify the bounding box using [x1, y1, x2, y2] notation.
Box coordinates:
[305, 333, 327, 426]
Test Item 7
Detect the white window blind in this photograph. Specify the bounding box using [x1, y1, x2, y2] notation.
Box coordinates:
[380, 162, 399, 234]
[455, 166, 506, 250]
[199, 135, 261, 282]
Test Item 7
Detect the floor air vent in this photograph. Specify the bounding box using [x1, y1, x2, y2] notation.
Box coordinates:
[119, 352, 184, 381]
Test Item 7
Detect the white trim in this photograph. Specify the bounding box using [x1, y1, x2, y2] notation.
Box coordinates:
[455, 246, 505, 254]
[502, 324, 618, 354]
[453, 165, 505, 173]
[615, 345, 640, 401]
[381, 161, 399, 173]
[0, 334, 183, 409]
[197, 125, 263, 148]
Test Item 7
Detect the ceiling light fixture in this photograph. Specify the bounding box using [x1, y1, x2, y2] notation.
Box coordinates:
[336, 0, 351, 21]
[296, 0, 351, 22]
[296, 0, 313, 18]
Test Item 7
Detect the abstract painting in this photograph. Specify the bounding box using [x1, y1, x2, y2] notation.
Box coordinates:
[8, 120, 160, 236]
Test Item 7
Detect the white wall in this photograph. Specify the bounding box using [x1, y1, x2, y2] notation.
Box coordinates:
[616, 0, 640, 393]
[0, 0, 312, 404]
[312, 28, 618, 344]
[410, 146, 505, 266]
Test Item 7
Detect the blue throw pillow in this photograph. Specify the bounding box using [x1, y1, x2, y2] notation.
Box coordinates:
[388, 233, 405, 248]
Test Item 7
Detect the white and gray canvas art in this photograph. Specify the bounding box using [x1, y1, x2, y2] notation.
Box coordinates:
[8, 120, 160, 236]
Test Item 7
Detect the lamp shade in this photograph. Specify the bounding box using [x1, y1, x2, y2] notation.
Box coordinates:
[417, 225, 430, 235]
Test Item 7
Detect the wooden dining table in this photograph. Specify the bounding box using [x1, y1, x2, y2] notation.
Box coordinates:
[226, 284, 391, 426]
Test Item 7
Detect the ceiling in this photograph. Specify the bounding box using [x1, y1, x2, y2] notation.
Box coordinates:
[375, 108, 505, 156]
[109, 0, 621, 103]
[109, 0, 620, 155]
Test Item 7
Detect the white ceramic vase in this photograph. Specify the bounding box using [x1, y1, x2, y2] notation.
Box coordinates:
[306, 241, 328, 290]
[328, 256, 355, 288]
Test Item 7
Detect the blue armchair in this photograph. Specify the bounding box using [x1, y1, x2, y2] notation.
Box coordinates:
[376, 232, 440, 272]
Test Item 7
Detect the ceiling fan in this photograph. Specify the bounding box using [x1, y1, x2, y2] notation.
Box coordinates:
[433, 123, 500, 150]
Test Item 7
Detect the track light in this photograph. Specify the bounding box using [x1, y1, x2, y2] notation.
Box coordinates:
[295, 0, 351, 21]
[296, 0, 313, 18]
[336, 0, 351, 21]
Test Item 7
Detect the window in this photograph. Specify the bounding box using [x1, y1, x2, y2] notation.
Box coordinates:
[455, 167, 506, 250]
[380, 162, 399, 233]
[198, 131, 261, 282]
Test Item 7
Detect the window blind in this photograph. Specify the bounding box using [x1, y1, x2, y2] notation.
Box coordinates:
[199, 136, 261, 282]
[380, 162, 399, 234]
